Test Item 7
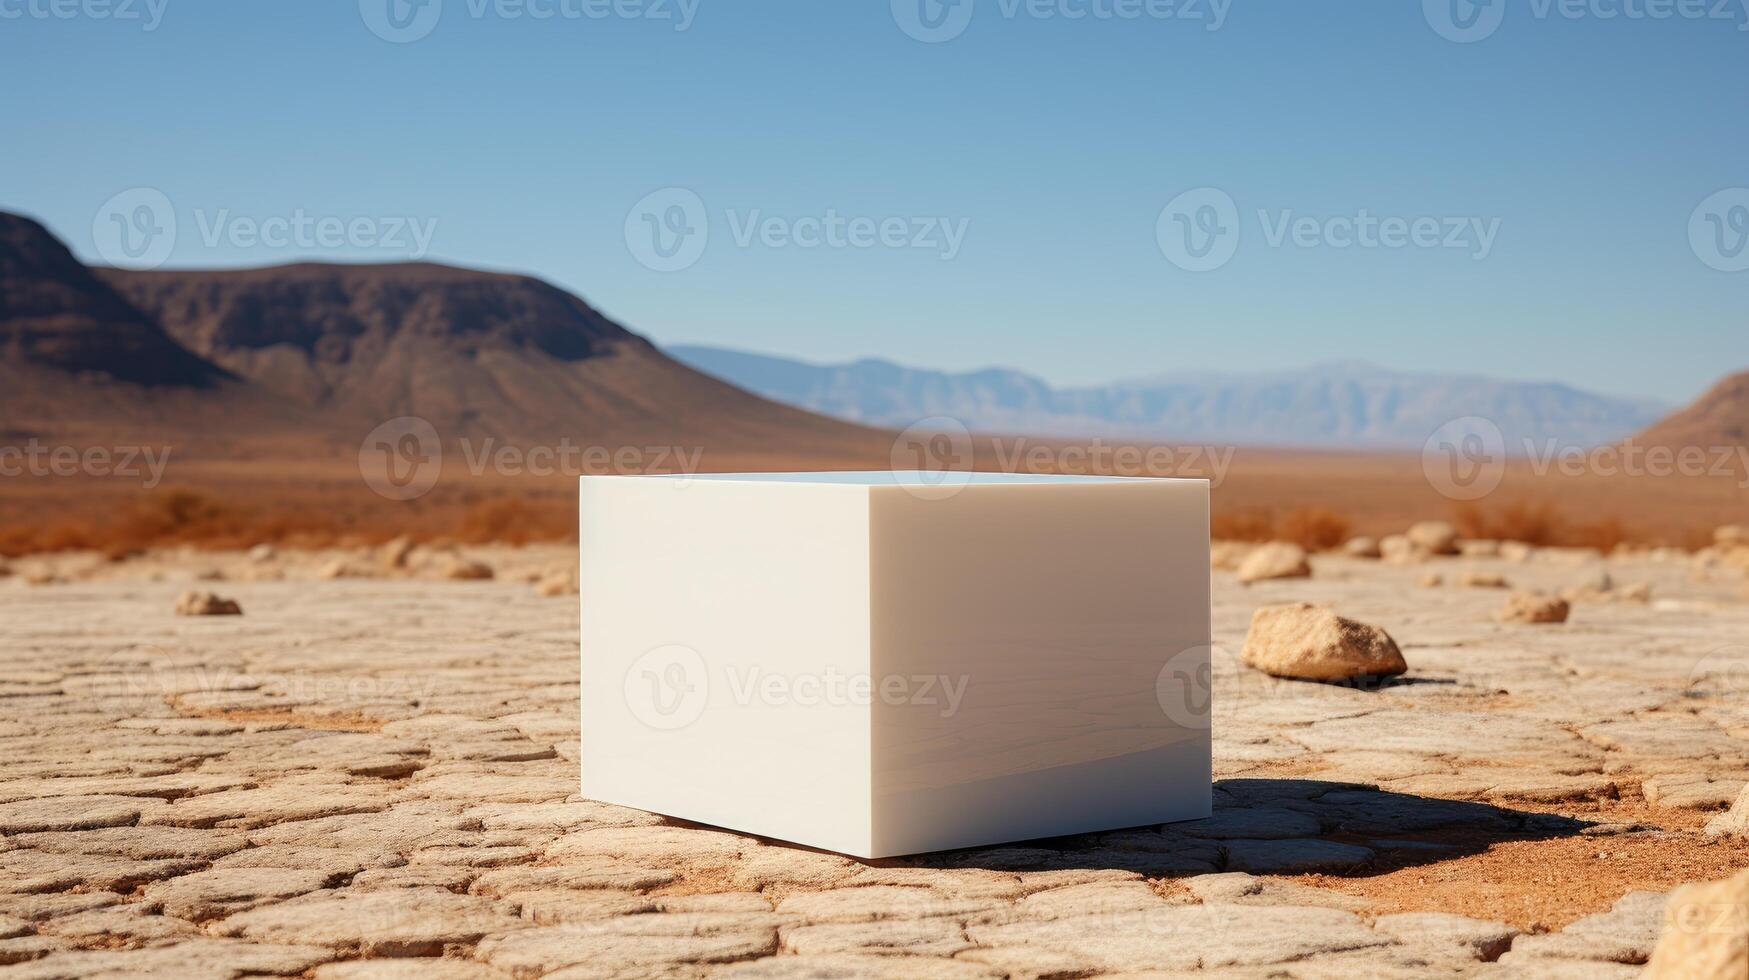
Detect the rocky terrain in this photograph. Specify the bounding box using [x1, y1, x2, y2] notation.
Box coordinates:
[1, 532, 1746, 977]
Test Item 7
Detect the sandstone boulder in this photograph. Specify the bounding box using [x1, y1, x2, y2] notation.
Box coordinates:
[1643, 868, 1748, 979]
[174, 591, 241, 616]
[379, 536, 416, 569]
[441, 558, 495, 581]
[1343, 537, 1381, 559]
[1704, 785, 1749, 838]
[1236, 543, 1311, 584]
[1406, 520, 1459, 555]
[1240, 602, 1406, 682]
[1380, 535, 1426, 564]
[1498, 592, 1569, 624]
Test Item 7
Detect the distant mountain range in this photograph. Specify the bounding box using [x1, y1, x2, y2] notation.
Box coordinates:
[669, 345, 1673, 450]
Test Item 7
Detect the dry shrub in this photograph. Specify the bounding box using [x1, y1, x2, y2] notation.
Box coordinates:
[454, 496, 575, 545]
[1452, 500, 1635, 552]
[1211, 506, 1352, 551]
[1276, 506, 1351, 551]
[1210, 508, 1276, 542]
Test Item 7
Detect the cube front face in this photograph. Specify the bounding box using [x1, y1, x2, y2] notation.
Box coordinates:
[580, 473, 1211, 859]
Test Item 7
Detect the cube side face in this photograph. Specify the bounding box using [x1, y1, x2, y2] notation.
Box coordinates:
[579, 477, 874, 856]
[867, 480, 1211, 857]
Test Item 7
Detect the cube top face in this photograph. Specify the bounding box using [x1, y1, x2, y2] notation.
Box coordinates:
[579, 473, 1211, 858]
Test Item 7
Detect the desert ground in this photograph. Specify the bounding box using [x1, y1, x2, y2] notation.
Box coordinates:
[1, 532, 1746, 977]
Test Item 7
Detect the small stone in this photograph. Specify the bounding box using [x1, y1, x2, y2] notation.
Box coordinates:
[1459, 571, 1509, 589]
[247, 543, 277, 562]
[1643, 868, 1748, 979]
[1459, 539, 1502, 558]
[1715, 525, 1749, 548]
[1498, 592, 1570, 624]
[174, 590, 242, 616]
[442, 558, 495, 581]
[1419, 573, 1444, 588]
[1239, 602, 1407, 682]
[1236, 542, 1312, 584]
[318, 559, 368, 579]
[379, 535, 416, 569]
[535, 569, 577, 597]
[1406, 520, 1460, 555]
[1380, 534, 1427, 564]
[1344, 536, 1381, 559]
[1704, 784, 1749, 837]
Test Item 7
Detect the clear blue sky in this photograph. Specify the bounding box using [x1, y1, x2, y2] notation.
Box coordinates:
[2, 0, 1744, 402]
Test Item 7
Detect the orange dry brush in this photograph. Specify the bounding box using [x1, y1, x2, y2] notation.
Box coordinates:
[1210, 505, 1351, 551]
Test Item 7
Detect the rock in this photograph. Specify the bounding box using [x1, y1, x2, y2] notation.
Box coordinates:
[1716, 525, 1749, 548]
[1643, 868, 1749, 979]
[1236, 542, 1312, 584]
[442, 558, 495, 581]
[1380, 534, 1427, 564]
[1419, 573, 1444, 588]
[379, 535, 417, 569]
[1619, 581, 1653, 603]
[1210, 541, 1253, 571]
[1406, 520, 1460, 555]
[1704, 784, 1749, 837]
[247, 543, 276, 562]
[174, 590, 242, 616]
[1459, 571, 1510, 589]
[1459, 539, 1502, 558]
[1344, 536, 1381, 559]
[1500, 540, 1535, 562]
[142, 866, 336, 919]
[1581, 568, 1615, 593]
[318, 559, 368, 579]
[535, 569, 577, 597]
[1239, 602, 1407, 682]
[1498, 592, 1570, 624]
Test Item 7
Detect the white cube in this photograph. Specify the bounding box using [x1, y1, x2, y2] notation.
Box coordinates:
[579, 472, 1211, 858]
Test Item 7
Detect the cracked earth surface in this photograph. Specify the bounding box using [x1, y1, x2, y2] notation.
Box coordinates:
[1, 543, 1746, 978]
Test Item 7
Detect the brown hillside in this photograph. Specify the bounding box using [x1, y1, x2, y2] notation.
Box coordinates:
[1633, 370, 1749, 449]
[101, 262, 889, 452]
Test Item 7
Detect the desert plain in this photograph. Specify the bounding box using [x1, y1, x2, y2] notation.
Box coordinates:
[1, 528, 1746, 978]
